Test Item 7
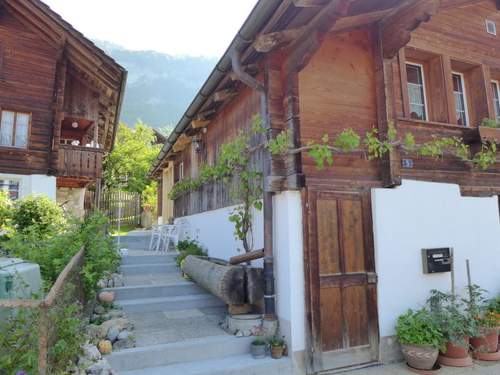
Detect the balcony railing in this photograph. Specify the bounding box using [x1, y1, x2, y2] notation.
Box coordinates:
[57, 144, 104, 180]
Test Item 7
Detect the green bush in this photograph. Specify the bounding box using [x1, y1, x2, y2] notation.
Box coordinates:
[175, 238, 205, 267]
[396, 309, 445, 351]
[12, 195, 66, 235]
[0, 191, 13, 231]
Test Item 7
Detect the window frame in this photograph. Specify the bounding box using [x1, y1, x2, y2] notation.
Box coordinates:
[0, 109, 32, 149]
[406, 62, 429, 122]
[491, 80, 500, 121]
[451, 71, 470, 127]
[0, 179, 20, 200]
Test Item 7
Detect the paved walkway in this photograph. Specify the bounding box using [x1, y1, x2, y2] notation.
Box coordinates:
[343, 361, 500, 374]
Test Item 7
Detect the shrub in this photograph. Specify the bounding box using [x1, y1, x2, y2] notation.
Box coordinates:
[481, 118, 500, 128]
[0, 191, 13, 231]
[427, 290, 478, 346]
[12, 195, 66, 235]
[396, 309, 445, 351]
[175, 238, 205, 267]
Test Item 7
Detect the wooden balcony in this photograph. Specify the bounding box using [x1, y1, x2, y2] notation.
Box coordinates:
[57, 144, 104, 181]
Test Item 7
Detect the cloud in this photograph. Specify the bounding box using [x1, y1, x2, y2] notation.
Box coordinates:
[43, 0, 257, 57]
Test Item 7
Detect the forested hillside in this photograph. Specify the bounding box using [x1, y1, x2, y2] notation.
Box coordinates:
[96, 41, 217, 131]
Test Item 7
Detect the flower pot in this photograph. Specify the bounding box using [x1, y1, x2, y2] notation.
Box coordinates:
[251, 343, 267, 359]
[441, 337, 469, 359]
[271, 345, 284, 359]
[401, 344, 439, 370]
[470, 327, 499, 353]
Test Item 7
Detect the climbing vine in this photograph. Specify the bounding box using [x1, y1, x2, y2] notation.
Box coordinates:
[169, 115, 499, 253]
[168, 116, 265, 253]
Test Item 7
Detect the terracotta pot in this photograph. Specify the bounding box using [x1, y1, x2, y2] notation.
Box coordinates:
[401, 344, 439, 370]
[271, 345, 284, 359]
[441, 337, 469, 359]
[470, 327, 499, 353]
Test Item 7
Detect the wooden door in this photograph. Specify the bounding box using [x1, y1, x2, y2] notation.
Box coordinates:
[304, 189, 379, 373]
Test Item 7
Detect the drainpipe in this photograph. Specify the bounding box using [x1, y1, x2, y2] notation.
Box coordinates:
[231, 49, 276, 321]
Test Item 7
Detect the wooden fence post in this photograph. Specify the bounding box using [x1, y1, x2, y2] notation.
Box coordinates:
[38, 304, 49, 375]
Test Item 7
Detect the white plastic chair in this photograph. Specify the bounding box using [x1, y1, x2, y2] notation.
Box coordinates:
[149, 224, 167, 251]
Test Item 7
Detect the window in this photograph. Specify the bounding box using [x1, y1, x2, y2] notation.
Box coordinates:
[0, 110, 30, 148]
[452, 73, 469, 126]
[406, 63, 428, 121]
[0, 180, 20, 200]
[492, 81, 500, 121]
[179, 162, 184, 180]
[486, 19, 497, 35]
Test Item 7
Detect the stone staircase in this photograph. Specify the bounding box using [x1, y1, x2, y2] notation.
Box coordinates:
[105, 233, 292, 375]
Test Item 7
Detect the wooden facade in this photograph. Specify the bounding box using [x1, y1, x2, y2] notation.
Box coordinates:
[151, 0, 500, 372]
[0, 0, 126, 189]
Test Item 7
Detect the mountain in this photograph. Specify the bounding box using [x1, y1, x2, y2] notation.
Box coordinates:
[96, 41, 218, 130]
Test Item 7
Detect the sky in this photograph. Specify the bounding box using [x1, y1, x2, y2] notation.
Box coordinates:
[43, 0, 258, 57]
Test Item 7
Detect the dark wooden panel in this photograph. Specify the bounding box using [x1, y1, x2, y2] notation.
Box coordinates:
[317, 199, 341, 275]
[320, 287, 343, 351]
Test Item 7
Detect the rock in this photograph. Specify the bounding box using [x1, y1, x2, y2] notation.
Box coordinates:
[103, 310, 124, 320]
[236, 330, 244, 337]
[112, 274, 124, 287]
[86, 359, 112, 375]
[97, 279, 108, 289]
[98, 291, 115, 304]
[86, 324, 103, 339]
[107, 327, 120, 342]
[107, 278, 114, 288]
[77, 356, 94, 369]
[94, 305, 105, 315]
[97, 340, 113, 355]
[98, 318, 132, 338]
[117, 330, 129, 341]
[113, 336, 135, 350]
[82, 343, 101, 361]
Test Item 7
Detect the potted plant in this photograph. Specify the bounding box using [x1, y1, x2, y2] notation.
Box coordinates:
[268, 335, 286, 359]
[428, 290, 476, 366]
[466, 286, 499, 356]
[396, 308, 445, 370]
[251, 338, 267, 359]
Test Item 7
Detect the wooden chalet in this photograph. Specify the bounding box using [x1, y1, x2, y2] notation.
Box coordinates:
[0, 0, 126, 213]
[150, 0, 500, 373]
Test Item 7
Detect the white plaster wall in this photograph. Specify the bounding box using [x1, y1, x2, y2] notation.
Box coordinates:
[273, 191, 306, 353]
[0, 173, 56, 200]
[372, 179, 500, 337]
[174, 203, 263, 263]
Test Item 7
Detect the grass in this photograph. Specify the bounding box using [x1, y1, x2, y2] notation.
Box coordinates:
[110, 224, 139, 236]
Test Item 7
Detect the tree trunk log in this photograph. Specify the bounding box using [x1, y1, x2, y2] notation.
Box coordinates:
[182, 256, 246, 305]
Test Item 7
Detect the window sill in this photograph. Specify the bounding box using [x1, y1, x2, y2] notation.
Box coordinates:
[0, 145, 29, 152]
[397, 118, 471, 131]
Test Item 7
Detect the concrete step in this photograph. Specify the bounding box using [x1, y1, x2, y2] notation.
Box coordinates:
[106, 282, 206, 300]
[118, 294, 225, 313]
[107, 335, 254, 372]
[119, 263, 178, 275]
[118, 354, 292, 375]
[121, 254, 177, 265]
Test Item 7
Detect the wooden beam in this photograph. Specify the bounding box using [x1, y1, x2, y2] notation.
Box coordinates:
[292, 0, 330, 7]
[213, 89, 236, 103]
[284, 0, 353, 75]
[172, 133, 192, 153]
[381, 0, 439, 59]
[253, 27, 304, 53]
[191, 119, 211, 129]
[229, 249, 264, 265]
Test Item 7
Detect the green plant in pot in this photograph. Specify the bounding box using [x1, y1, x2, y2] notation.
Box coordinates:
[396, 308, 445, 370]
[251, 338, 267, 359]
[428, 290, 477, 364]
[466, 285, 499, 354]
[269, 335, 286, 359]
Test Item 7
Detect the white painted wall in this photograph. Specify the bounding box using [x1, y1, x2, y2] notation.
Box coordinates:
[0, 173, 56, 200]
[273, 191, 306, 353]
[174, 203, 263, 262]
[372, 179, 500, 337]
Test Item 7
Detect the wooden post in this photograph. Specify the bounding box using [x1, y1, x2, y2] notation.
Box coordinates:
[38, 304, 49, 375]
[450, 248, 455, 305]
[466, 259, 473, 302]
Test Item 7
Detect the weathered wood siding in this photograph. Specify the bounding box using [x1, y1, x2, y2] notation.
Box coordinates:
[393, 1, 500, 189]
[299, 29, 382, 188]
[0, 10, 58, 175]
[174, 87, 263, 217]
